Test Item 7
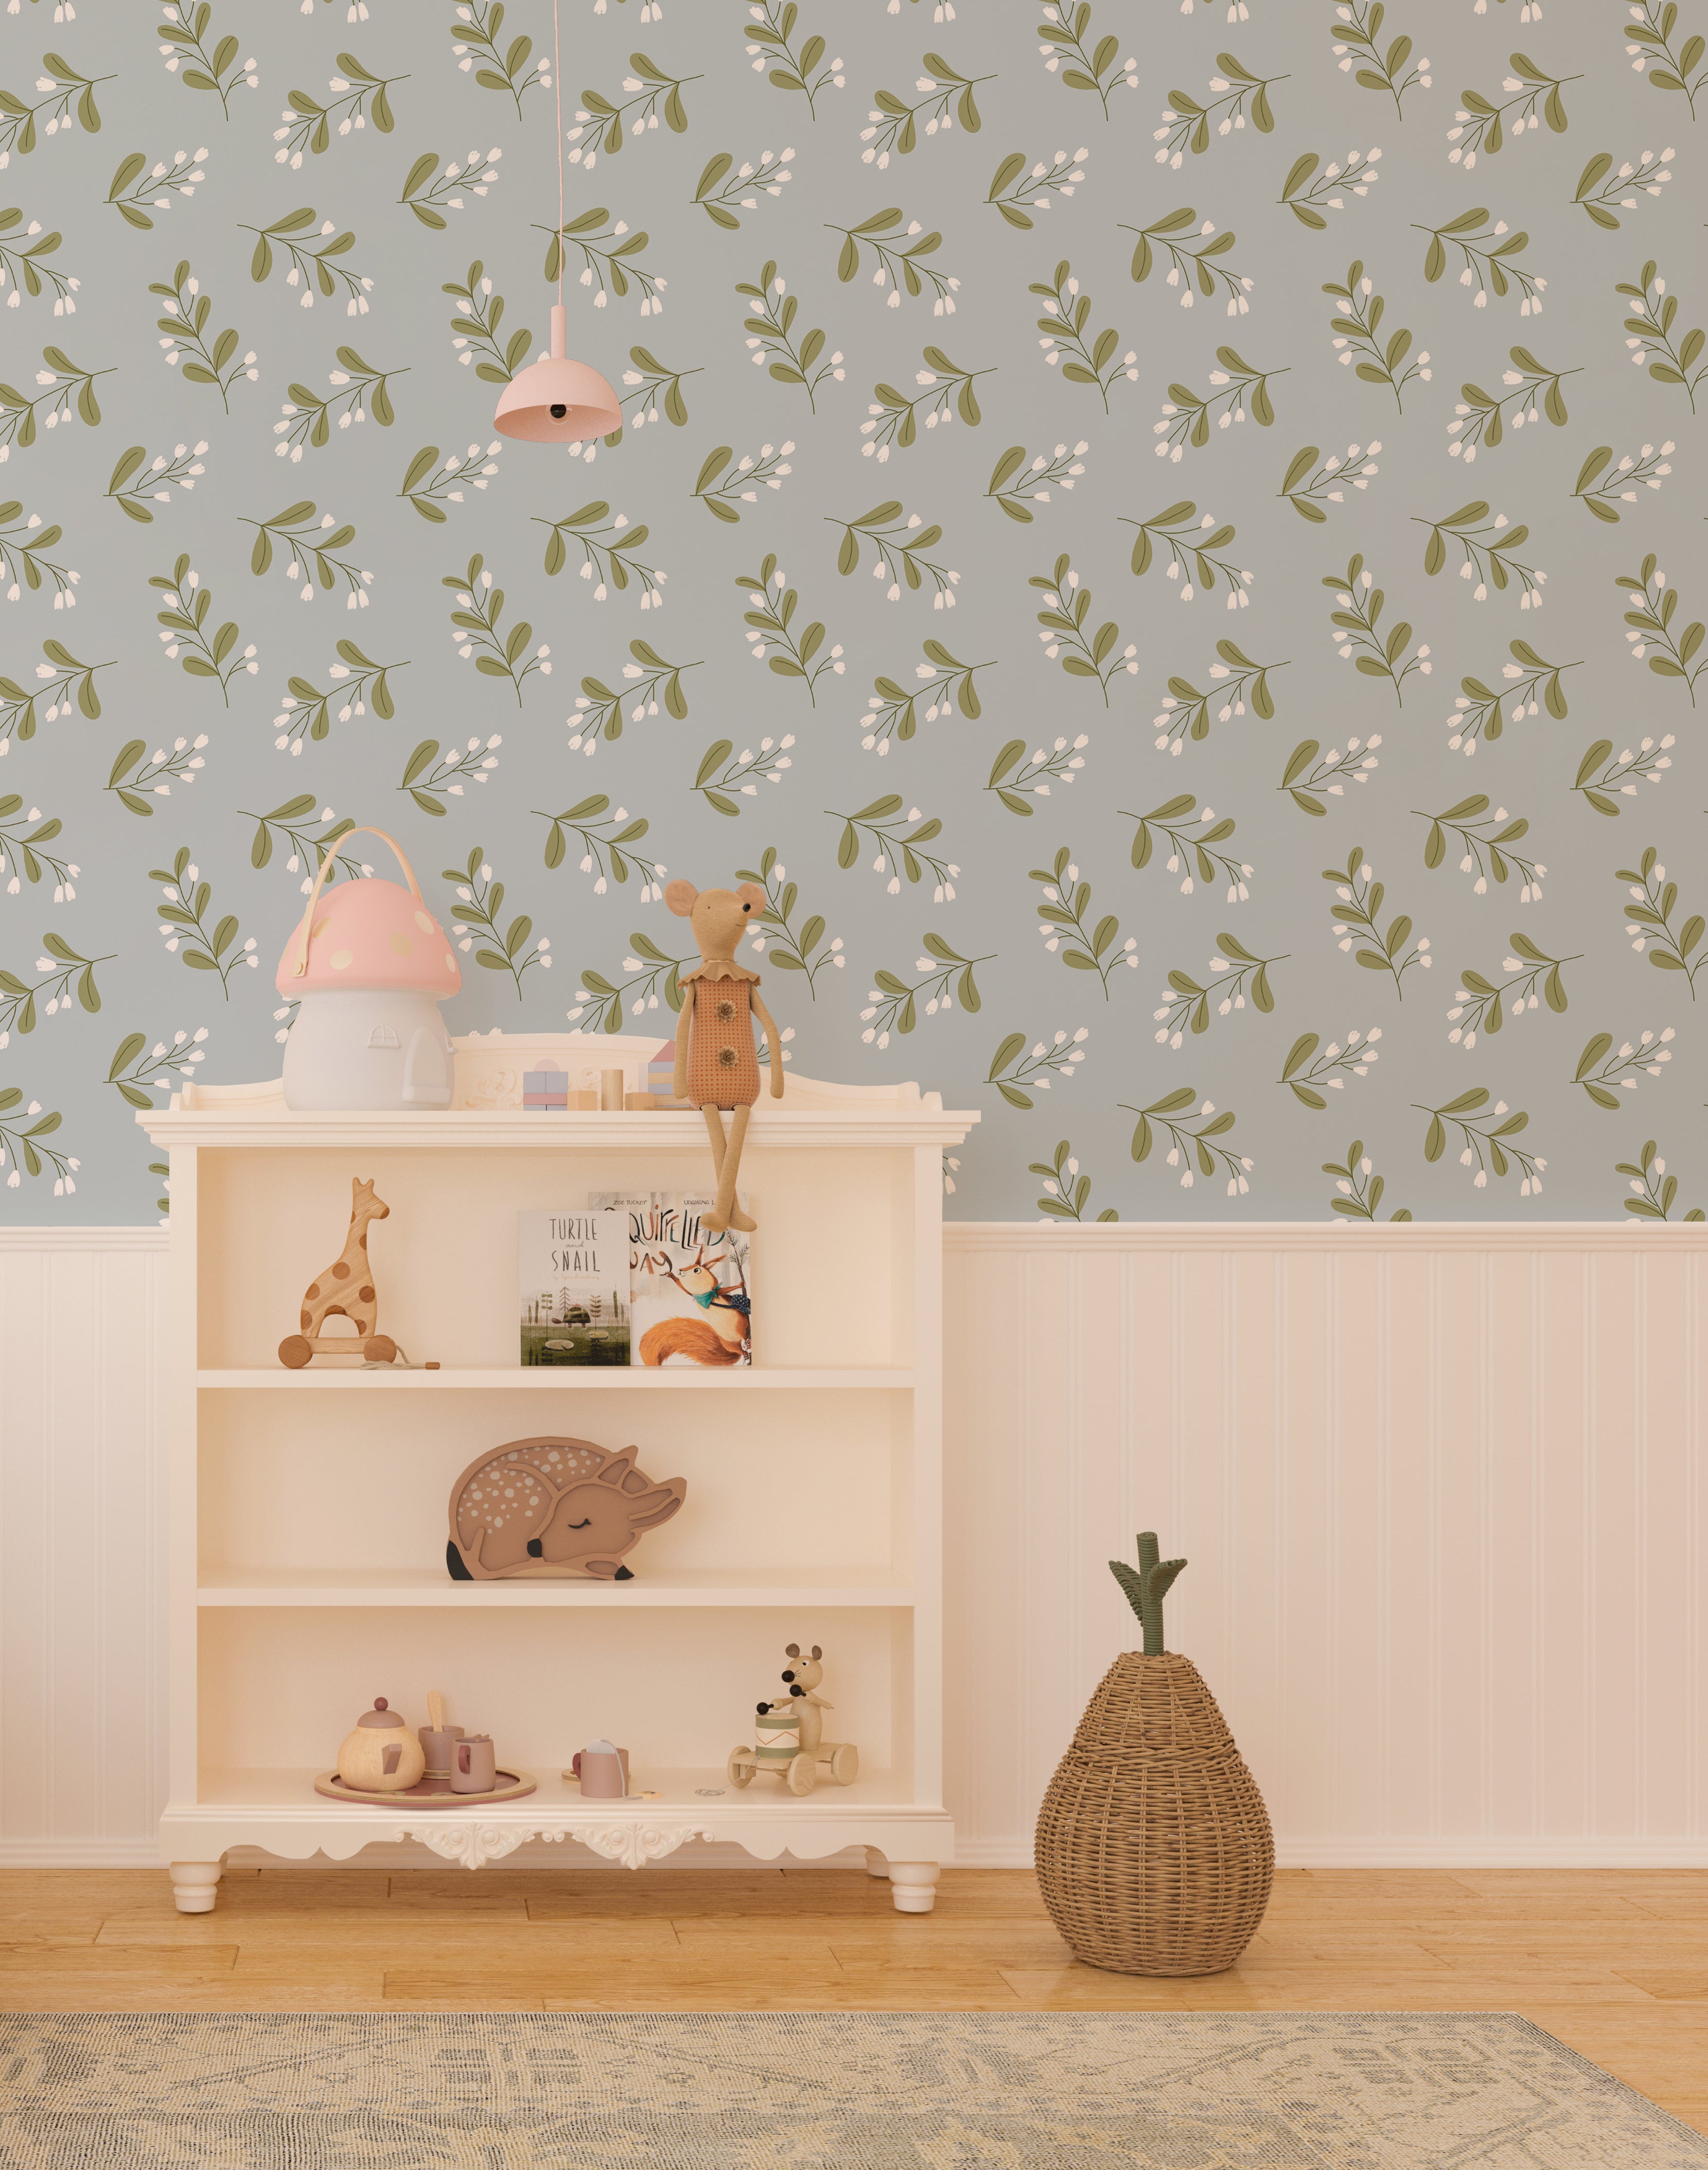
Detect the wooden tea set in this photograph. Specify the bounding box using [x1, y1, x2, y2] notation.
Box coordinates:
[318, 1689, 536, 1807]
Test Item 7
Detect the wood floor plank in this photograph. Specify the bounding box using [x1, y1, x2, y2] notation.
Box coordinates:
[1611, 1972, 1708, 2002]
[95, 1916, 690, 1957]
[533, 1970, 1026, 2013]
[524, 1889, 893, 1921]
[1249, 1900, 1661, 1924]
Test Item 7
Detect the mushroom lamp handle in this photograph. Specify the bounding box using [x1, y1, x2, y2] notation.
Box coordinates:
[291, 826, 426, 980]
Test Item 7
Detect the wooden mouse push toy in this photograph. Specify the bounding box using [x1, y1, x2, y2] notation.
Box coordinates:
[727, 1643, 858, 1796]
[665, 878, 785, 1235]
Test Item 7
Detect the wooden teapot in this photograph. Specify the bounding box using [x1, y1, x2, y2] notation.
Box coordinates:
[336, 1697, 426, 1793]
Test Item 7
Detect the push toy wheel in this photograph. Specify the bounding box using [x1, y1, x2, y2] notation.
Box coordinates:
[727, 1748, 755, 1788]
[278, 1335, 312, 1369]
[363, 1335, 398, 1366]
[829, 1744, 859, 1786]
[787, 1752, 816, 1796]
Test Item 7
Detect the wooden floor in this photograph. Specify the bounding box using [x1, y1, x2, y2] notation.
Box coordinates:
[3, 1865, 1705, 2134]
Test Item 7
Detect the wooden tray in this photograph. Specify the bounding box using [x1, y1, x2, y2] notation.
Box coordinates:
[313, 1768, 537, 1808]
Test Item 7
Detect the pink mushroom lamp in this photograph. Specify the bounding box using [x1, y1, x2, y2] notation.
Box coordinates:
[276, 828, 463, 1112]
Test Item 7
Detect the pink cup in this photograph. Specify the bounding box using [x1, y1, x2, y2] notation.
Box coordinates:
[572, 1743, 630, 1797]
[419, 1724, 464, 1779]
[452, 1735, 497, 1794]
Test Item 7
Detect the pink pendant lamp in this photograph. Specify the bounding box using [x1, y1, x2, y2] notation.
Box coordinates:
[493, 0, 620, 445]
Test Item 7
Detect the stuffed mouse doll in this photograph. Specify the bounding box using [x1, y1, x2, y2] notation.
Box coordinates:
[665, 878, 785, 1234]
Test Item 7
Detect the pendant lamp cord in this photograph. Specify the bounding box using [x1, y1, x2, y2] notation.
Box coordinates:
[553, 0, 564, 317]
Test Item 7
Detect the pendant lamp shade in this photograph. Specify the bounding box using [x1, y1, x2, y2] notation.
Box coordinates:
[494, 305, 621, 443]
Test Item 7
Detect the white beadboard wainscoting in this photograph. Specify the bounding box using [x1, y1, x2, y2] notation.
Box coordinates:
[944, 1225, 1708, 1868]
[4, 1223, 1706, 1869]
[0, 1230, 167, 1867]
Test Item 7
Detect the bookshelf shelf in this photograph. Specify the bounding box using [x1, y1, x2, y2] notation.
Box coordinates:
[144, 1092, 975, 1915]
[174, 1766, 932, 1874]
[194, 1764, 918, 1811]
[195, 1367, 915, 1391]
[197, 1567, 916, 1609]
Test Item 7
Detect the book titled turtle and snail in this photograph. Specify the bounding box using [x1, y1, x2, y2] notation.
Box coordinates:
[517, 1193, 752, 1368]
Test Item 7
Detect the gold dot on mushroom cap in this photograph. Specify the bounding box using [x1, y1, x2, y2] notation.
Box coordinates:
[389, 931, 414, 958]
[414, 910, 435, 934]
[443, 951, 456, 972]
[330, 949, 353, 971]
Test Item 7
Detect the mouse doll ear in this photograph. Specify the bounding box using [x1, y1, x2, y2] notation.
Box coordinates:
[735, 882, 766, 912]
[664, 880, 699, 917]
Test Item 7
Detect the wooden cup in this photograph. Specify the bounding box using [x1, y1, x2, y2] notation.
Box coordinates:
[418, 1725, 464, 1780]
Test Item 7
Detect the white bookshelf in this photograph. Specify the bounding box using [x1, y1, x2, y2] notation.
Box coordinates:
[142, 1092, 976, 1914]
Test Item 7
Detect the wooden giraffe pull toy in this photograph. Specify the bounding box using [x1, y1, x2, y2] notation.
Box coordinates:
[278, 1176, 400, 1368]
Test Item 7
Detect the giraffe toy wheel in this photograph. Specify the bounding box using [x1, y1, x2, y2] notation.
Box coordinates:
[278, 1335, 312, 1369]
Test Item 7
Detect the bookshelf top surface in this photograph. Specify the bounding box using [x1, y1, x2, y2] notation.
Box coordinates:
[139, 1107, 979, 1151]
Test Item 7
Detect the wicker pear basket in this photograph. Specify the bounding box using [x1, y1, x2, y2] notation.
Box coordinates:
[1035, 1540, 1274, 1977]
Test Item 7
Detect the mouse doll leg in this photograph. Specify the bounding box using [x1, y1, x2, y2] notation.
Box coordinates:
[706, 1103, 753, 1233]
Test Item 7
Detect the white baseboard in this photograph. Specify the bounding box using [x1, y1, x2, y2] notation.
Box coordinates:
[1274, 1838, 1708, 1869]
[0, 1840, 164, 1868]
[956, 1837, 1708, 1870]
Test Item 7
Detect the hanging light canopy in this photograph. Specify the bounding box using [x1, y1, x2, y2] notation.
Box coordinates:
[494, 0, 619, 445]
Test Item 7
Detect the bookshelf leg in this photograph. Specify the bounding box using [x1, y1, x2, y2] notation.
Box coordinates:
[865, 1849, 890, 1880]
[887, 1863, 939, 1914]
[169, 1861, 224, 1915]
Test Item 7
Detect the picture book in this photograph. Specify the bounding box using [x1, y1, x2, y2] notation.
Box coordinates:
[517, 1208, 631, 1365]
[590, 1190, 753, 1368]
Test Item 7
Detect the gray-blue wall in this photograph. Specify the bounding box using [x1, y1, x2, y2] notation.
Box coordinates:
[0, 0, 1700, 1220]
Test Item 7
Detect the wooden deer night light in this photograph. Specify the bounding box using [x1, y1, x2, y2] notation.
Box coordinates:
[665, 878, 785, 1235]
[446, 1435, 687, 1583]
[278, 1177, 399, 1368]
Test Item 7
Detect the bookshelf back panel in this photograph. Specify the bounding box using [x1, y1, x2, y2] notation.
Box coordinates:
[198, 1607, 911, 1777]
[196, 1146, 914, 1369]
[198, 1389, 912, 1577]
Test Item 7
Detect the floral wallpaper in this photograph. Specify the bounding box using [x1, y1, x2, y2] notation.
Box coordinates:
[0, 0, 1702, 1223]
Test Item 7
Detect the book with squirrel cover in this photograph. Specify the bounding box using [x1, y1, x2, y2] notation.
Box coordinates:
[591, 1191, 752, 1367]
[517, 1208, 631, 1365]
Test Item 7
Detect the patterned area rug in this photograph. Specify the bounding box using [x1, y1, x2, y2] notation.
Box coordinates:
[2, 2009, 1703, 2167]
